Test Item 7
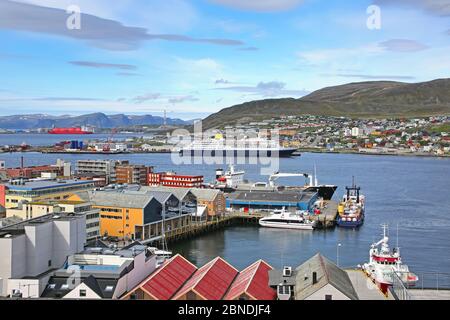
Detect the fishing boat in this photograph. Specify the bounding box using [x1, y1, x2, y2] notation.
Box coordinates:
[259, 208, 316, 230]
[336, 181, 365, 228]
[361, 225, 419, 293]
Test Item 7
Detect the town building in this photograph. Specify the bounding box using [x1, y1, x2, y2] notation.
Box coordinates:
[0, 213, 86, 297]
[116, 164, 152, 185]
[6, 200, 101, 240]
[69, 190, 193, 241]
[0, 159, 71, 179]
[223, 260, 276, 300]
[122, 254, 197, 300]
[0, 179, 96, 209]
[40, 242, 158, 299]
[172, 257, 239, 300]
[148, 172, 204, 188]
[190, 188, 226, 218]
[268, 253, 359, 300]
[76, 159, 129, 184]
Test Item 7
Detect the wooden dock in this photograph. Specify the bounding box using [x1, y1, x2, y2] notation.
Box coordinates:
[152, 205, 338, 245]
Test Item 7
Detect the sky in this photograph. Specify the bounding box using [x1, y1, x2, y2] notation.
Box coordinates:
[0, 0, 449, 120]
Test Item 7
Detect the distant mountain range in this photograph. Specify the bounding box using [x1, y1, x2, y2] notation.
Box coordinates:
[0, 113, 190, 130]
[202, 79, 450, 129]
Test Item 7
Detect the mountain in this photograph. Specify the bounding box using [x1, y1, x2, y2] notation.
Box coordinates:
[0, 113, 189, 130]
[202, 79, 450, 129]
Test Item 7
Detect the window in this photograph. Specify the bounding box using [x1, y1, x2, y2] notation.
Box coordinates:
[105, 286, 114, 292]
[325, 295, 332, 300]
[48, 260, 52, 267]
[80, 289, 87, 297]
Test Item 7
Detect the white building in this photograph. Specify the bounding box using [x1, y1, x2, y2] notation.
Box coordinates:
[351, 127, 361, 137]
[77, 159, 128, 184]
[40, 243, 158, 299]
[0, 213, 86, 297]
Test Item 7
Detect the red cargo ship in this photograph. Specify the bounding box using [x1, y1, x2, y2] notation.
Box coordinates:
[48, 127, 93, 134]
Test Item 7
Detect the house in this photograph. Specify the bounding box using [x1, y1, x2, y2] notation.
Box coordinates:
[189, 188, 226, 218]
[172, 257, 239, 300]
[121, 254, 197, 300]
[223, 260, 276, 300]
[268, 253, 359, 300]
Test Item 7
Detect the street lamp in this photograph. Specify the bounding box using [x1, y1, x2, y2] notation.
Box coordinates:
[337, 243, 342, 267]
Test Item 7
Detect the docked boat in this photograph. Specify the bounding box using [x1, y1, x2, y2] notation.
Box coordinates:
[179, 136, 297, 158]
[361, 225, 419, 293]
[336, 182, 365, 228]
[259, 209, 316, 230]
[48, 126, 94, 134]
[212, 165, 337, 200]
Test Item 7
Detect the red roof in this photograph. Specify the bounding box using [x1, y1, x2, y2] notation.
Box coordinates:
[224, 260, 276, 300]
[173, 257, 239, 300]
[136, 254, 197, 300]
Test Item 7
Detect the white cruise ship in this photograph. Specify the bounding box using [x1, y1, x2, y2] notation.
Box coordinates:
[178, 137, 298, 157]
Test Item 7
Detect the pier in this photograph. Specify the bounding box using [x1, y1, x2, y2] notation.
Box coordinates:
[309, 200, 338, 228]
[147, 203, 338, 245]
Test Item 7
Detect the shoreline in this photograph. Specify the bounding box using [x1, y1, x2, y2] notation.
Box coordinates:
[1, 149, 449, 159]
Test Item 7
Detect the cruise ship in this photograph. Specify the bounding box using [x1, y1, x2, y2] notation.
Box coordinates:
[178, 137, 298, 157]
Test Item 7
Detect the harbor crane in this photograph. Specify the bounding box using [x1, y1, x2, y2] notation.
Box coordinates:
[268, 172, 318, 188]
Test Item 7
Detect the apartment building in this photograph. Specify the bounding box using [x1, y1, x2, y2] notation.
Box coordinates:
[116, 164, 152, 185]
[148, 172, 204, 188]
[76, 160, 129, 184]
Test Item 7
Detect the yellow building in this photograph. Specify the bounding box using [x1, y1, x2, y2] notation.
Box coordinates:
[69, 190, 191, 241]
[1, 179, 96, 209]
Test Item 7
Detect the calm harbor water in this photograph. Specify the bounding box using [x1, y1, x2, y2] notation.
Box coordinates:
[1, 148, 449, 282]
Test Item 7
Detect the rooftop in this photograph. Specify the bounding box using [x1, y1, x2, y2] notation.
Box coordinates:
[5, 179, 94, 191]
[0, 213, 81, 238]
[227, 190, 317, 204]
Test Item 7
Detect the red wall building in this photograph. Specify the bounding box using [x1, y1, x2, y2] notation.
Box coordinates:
[148, 172, 204, 188]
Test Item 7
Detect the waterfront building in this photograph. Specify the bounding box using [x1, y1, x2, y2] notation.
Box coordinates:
[148, 172, 204, 188]
[142, 186, 224, 218]
[0, 213, 86, 297]
[0, 179, 96, 209]
[268, 254, 359, 300]
[122, 254, 197, 300]
[190, 188, 226, 218]
[172, 257, 239, 300]
[76, 159, 129, 184]
[0, 159, 71, 179]
[69, 190, 192, 241]
[40, 243, 158, 299]
[226, 190, 319, 212]
[116, 164, 152, 186]
[223, 260, 276, 300]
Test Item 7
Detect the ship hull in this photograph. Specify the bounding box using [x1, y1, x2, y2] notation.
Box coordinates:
[336, 214, 364, 228]
[304, 185, 337, 200]
[180, 148, 298, 158]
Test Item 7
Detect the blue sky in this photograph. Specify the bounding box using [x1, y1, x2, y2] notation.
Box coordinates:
[0, 0, 449, 119]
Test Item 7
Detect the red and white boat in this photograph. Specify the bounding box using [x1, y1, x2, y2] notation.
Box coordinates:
[362, 225, 419, 293]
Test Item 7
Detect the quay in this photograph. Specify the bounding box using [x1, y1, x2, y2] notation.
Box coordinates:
[309, 200, 338, 228]
[148, 202, 338, 245]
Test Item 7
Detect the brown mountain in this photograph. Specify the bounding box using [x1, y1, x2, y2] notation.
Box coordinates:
[202, 79, 450, 129]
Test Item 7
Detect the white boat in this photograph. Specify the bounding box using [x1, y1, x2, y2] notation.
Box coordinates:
[259, 209, 316, 230]
[148, 247, 172, 267]
[361, 225, 418, 293]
